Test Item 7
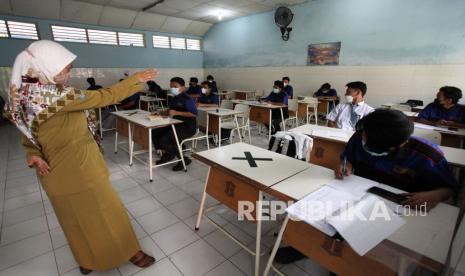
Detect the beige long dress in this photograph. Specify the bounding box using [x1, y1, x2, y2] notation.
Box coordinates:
[22, 76, 143, 270]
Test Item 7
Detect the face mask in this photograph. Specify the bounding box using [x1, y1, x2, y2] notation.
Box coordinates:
[345, 95, 354, 103]
[54, 72, 71, 86]
[362, 140, 389, 157]
[283, 82, 288, 87]
[169, 87, 180, 96]
[322, 89, 329, 93]
[208, 80, 213, 83]
[201, 88, 207, 94]
[272, 88, 280, 93]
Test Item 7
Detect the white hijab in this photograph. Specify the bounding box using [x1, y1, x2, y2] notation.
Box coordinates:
[10, 40, 76, 89]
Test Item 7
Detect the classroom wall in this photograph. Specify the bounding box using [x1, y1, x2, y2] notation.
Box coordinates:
[0, 14, 205, 98]
[203, 0, 465, 107]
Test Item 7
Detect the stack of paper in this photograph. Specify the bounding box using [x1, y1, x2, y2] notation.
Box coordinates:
[286, 175, 406, 256]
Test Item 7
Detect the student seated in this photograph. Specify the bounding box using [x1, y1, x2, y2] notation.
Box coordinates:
[416, 86, 465, 128]
[206, 75, 218, 93]
[151, 77, 197, 171]
[186, 77, 202, 95]
[118, 79, 140, 110]
[327, 81, 374, 130]
[313, 82, 338, 111]
[261, 80, 289, 134]
[282, 76, 293, 99]
[198, 81, 219, 106]
[275, 109, 458, 265]
[87, 77, 102, 90]
[146, 80, 165, 98]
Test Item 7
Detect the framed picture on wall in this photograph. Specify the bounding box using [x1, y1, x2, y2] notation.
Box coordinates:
[307, 42, 341, 65]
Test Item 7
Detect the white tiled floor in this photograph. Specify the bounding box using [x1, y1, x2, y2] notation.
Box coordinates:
[0, 122, 329, 276]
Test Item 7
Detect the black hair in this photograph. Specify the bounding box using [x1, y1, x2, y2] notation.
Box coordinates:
[282, 76, 290, 82]
[201, 81, 212, 88]
[357, 109, 413, 154]
[190, 77, 198, 83]
[439, 86, 462, 104]
[346, 81, 367, 96]
[321, 83, 331, 90]
[119, 79, 124, 82]
[170, 77, 185, 86]
[206, 75, 214, 81]
[87, 77, 95, 85]
[274, 80, 284, 90]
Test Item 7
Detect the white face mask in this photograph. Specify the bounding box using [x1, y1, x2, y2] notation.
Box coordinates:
[345, 95, 354, 103]
[272, 88, 280, 93]
[208, 80, 213, 83]
[201, 88, 207, 94]
[361, 139, 389, 156]
[283, 82, 288, 87]
[169, 87, 180, 95]
[322, 89, 329, 93]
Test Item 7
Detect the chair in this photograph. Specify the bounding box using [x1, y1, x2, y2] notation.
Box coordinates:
[302, 97, 319, 125]
[222, 104, 252, 144]
[99, 104, 119, 139]
[220, 99, 233, 109]
[391, 104, 412, 112]
[254, 89, 265, 100]
[413, 128, 441, 145]
[284, 99, 299, 128]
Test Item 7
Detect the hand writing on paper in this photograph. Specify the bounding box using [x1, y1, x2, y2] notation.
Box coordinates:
[135, 69, 158, 83]
[335, 161, 352, 179]
[27, 155, 50, 176]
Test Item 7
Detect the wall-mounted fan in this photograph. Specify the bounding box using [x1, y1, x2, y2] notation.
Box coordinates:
[274, 6, 293, 41]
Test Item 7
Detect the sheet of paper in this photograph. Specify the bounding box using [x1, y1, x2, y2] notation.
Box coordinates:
[414, 122, 451, 132]
[327, 194, 406, 256]
[326, 175, 378, 200]
[311, 129, 350, 139]
[286, 186, 359, 236]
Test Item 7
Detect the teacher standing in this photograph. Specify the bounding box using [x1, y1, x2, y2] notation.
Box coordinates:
[8, 40, 156, 274]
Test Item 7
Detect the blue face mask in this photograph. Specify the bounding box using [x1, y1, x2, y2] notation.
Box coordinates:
[169, 87, 180, 96]
[361, 139, 389, 157]
[272, 88, 280, 93]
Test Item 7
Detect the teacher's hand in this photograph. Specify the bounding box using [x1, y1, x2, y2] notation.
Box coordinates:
[27, 155, 50, 176]
[135, 69, 158, 83]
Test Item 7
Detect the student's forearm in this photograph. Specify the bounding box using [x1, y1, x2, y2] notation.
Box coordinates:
[175, 111, 196, 117]
[415, 118, 436, 126]
[328, 121, 337, 128]
[434, 187, 454, 201]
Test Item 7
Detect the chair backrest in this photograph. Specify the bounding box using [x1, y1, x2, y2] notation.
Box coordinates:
[254, 89, 265, 98]
[288, 99, 298, 112]
[220, 99, 233, 109]
[413, 128, 442, 145]
[303, 96, 319, 103]
[391, 104, 412, 112]
[197, 109, 208, 128]
[234, 103, 250, 118]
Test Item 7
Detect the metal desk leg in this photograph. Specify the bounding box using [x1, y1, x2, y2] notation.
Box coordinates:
[128, 123, 133, 166]
[280, 108, 286, 132]
[114, 120, 118, 154]
[255, 190, 263, 276]
[195, 167, 211, 230]
[263, 215, 289, 276]
[206, 113, 210, 150]
[171, 124, 187, 172]
[268, 109, 272, 140]
[149, 128, 153, 182]
[218, 116, 222, 147]
[99, 107, 103, 139]
[234, 115, 242, 143]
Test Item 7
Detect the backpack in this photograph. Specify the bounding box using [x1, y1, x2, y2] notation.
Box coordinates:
[268, 133, 299, 159]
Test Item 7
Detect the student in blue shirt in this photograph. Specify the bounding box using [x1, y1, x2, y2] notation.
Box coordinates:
[186, 77, 202, 95]
[313, 83, 338, 111]
[417, 86, 465, 128]
[275, 109, 458, 265]
[86, 77, 102, 90]
[282, 76, 293, 99]
[206, 75, 218, 93]
[118, 79, 141, 110]
[262, 80, 289, 134]
[198, 81, 219, 106]
[151, 77, 197, 171]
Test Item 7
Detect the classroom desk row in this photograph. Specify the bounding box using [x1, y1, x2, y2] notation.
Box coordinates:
[192, 142, 460, 276]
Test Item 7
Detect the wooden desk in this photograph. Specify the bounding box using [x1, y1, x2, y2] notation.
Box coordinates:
[297, 100, 319, 124]
[414, 122, 465, 148]
[112, 110, 184, 181]
[317, 98, 336, 115]
[138, 95, 165, 111]
[198, 107, 243, 147]
[193, 143, 310, 276]
[234, 90, 255, 100]
[264, 172, 460, 276]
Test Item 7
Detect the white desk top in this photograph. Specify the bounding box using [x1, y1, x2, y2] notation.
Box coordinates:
[289, 124, 354, 143]
[207, 108, 243, 117]
[403, 111, 418, 117]
[233, 90, 255, 93]
[112, 110, 182, 128]
[232, 100, 286, 109]
[140, 96, 163, 102]
[414, 122, 465, 137]
[268, 165, 335, 200]
[440, 146, 465, 167]
[194, 142, 310, 188]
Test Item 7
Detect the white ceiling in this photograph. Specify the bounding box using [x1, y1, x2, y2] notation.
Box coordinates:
[0, 0, 305, 36]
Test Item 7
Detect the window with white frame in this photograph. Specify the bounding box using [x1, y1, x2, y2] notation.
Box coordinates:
[0, 20, 39, 40]
[170, 37, 186, 50]
[152, 35, 170, 48]
[186, 39, 201, 51]
[118, 32, 144, 47]
[51, 25, 87, 43]
[87, 29, 117, 45]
